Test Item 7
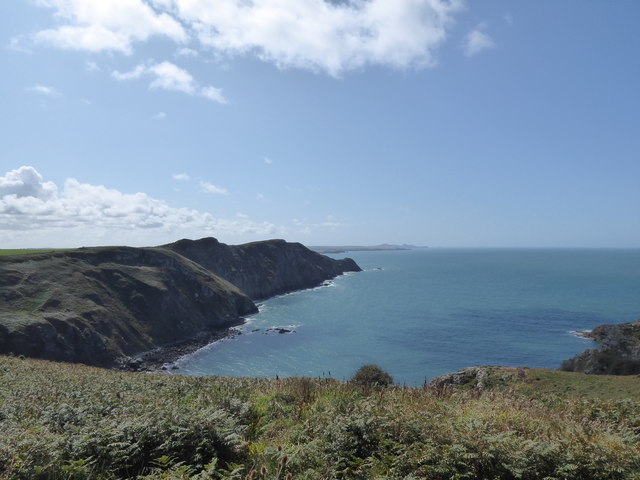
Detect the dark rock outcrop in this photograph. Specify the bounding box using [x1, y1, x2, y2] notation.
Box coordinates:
[163, 237, 361, 300]
[560, 319, 640, 375]
[0, 238, 360, 368]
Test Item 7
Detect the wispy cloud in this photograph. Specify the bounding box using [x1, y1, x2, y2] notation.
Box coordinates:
[7, 36, 32, 53]
[263, 157, 273, 165]
[112, 61, 227, 103]
[153, 111, 167, 120]
[504, 13, 514, 26]
[85, 61, 100, 72]
[172, 173, 189, 181]
[0, 166, 277, 247]
[200, 181, 228, 195]
[291, 216, 346, 234]
[464, 28, 496, 57]
[26, 84, 62, 96]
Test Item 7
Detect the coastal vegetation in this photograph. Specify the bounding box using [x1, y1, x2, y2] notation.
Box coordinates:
[350, 364, 394, 387]
[1, 355, 639, 480]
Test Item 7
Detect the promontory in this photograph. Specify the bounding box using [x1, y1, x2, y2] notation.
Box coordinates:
[0, 238, 361, 368]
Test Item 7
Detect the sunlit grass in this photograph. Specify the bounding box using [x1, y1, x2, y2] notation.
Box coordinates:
[0, 248, 71, 257]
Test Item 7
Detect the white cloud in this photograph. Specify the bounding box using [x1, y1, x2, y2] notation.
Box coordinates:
[200, 181, 228, 195]
[180, 0, 463, 76]
[33, 0, 187, 54]
[153, 111, 167, 119]
[172, 173, 189, 181]
[464, 28, 496, 57]
[176, 47, 199, 57]
[0, 166, 278, 247]
[112, 61, 227, 103]
[26, 84, 62, 96]
[263, 156, 273, 165]
[0, 166, 57, 200]
[30, 0, 464, 76]
[111, 63, 147, 81]
[200, 85, 227, 104]
[148, 61, 196, 93]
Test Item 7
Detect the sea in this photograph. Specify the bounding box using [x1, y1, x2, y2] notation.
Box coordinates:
[171, 248, 640, 386]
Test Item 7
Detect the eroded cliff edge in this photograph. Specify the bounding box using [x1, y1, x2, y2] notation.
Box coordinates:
[0, 238, 360, 368]
[560, 319, 640, 375]
[163, 237, 361, 300]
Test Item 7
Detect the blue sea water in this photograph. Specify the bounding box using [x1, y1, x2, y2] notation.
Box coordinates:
[172, 249, 640, 385]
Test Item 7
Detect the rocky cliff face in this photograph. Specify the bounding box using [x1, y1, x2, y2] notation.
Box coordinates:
[164, 237, 361, 300]
[560, 319, 640, 375]
[0, 238, 360, 368]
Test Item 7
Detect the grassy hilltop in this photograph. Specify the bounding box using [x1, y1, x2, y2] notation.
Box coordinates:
[1, 356, 639, 480]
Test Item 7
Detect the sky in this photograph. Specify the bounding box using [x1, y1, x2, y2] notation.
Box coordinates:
[0, 0, 639, 248]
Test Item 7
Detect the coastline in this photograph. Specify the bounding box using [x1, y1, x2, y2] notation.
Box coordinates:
[116, 320, 246, 372]
[121, 275, 348, 373]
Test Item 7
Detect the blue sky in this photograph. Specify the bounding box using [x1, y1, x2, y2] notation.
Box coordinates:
[1, 0, 638, 248]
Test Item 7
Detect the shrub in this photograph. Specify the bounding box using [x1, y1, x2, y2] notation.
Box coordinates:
[350, 364, 393, 387]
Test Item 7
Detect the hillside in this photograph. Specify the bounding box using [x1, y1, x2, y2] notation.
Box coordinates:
[0, 355, 638, 480]
[0, 238, 360, 368]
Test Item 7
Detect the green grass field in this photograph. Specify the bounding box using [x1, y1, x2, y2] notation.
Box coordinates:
[1, 356, 639, 479]
[0, 248, 71, 257]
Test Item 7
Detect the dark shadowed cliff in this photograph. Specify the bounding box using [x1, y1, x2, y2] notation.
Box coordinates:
[0, 238, 360, 367]
[163, 237, 361, 300]
[560, 319, 640, 375]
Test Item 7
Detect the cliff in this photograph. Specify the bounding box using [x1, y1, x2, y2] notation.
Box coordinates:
[163, 237, 361, 300]
[560, 319, 640, 375]
[0, 238, 360, 368]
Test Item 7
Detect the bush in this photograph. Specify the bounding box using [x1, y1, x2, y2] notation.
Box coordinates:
[350, 364, 393, 387]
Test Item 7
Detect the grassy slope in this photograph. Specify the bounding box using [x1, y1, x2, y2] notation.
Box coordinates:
[0, 247, 256, 367]
[443, 366, 640, 401]
[1, 356, 639, 480]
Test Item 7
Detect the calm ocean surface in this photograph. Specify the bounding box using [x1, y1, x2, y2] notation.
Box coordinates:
[173, 249, 640, 385]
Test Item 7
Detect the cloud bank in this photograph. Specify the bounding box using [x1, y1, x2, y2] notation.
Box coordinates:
[31, 0, 464, 76]
[0, 166, 277, 247]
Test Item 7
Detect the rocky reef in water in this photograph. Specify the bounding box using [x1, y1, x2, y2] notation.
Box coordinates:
[0, 238, 360, 369]
[560, 319, 640, 375]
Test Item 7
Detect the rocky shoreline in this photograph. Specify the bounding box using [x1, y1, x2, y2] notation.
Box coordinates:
[560, 319, 640, 375]
[116, 322, 245, 372]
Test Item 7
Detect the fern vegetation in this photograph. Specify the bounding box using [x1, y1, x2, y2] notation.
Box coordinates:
[1, 356, 639, 479]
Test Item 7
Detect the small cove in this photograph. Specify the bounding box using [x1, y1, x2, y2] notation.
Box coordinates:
[172, 248, 640, 385]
